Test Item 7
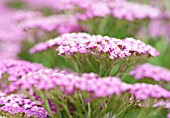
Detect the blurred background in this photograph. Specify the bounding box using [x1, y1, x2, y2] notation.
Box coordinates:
[0, 0, 169, 69]
[0, 0, 170, 117]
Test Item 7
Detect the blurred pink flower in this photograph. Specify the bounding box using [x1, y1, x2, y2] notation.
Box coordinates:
[19, 14, 80, 34]
[130, 63, 170, 82]
[149, 14, 170, 42]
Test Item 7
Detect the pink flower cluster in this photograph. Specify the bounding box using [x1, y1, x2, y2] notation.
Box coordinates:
[0, 93, 47, 118]
[130, 63, 170, 82]
[0, 59, 46, 92]
[19, 15, 80, 34]
[0, 59, 45, 82]
[10, 69, 131, 98]
[24, 0, 122, 11]
[9, 68, 170, 101]
[23, 0, 160, 21]
[130, 83, 170, 100]
[30, 33, 159, 59]
[109, 1, 161, 21]
[8, 68, 78, 93]
[54, 0, 161, 21]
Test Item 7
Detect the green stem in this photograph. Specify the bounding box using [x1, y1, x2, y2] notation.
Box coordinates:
[88, 103, 92, 118]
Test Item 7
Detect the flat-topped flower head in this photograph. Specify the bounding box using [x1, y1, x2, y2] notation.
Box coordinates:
[54, 0, 160, 21]
[130, 83, 170, 100]
[11, 68, 170, 117]
[0, 59, 45, 81]
[0, 93, 47, 118]
[53, 1, 161, 39]
[11, 69, 130, 98]
[11, 69, 134, 117]
[57, 33, 159, 58]
[130, 63, 170, 82]
[109, 1, 161, 21]
[29, 33, 92, 54]
[29, 33, 159, 75]
[0, 59, 45, 92]
[8, 68, 77, 92]
[30, 33, 159, 58]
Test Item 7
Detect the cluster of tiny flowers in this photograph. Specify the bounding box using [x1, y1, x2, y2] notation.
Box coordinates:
[0, 59, 45, 82]
[19, 15, 80, 34]
[11, 68, 170, 101]
[108, 1, 161, 20]
[30, 33, 159, 59]
[0, 59, 45, 92]
[10, 69, 131, 98]
[130, 83, 170, 100]
[24, 0, 122, 11]
[8, 68, 77, 93]
[0, 93, 47, 118]
[130, 63, 170, 82]
[54, 0, 160, 21]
